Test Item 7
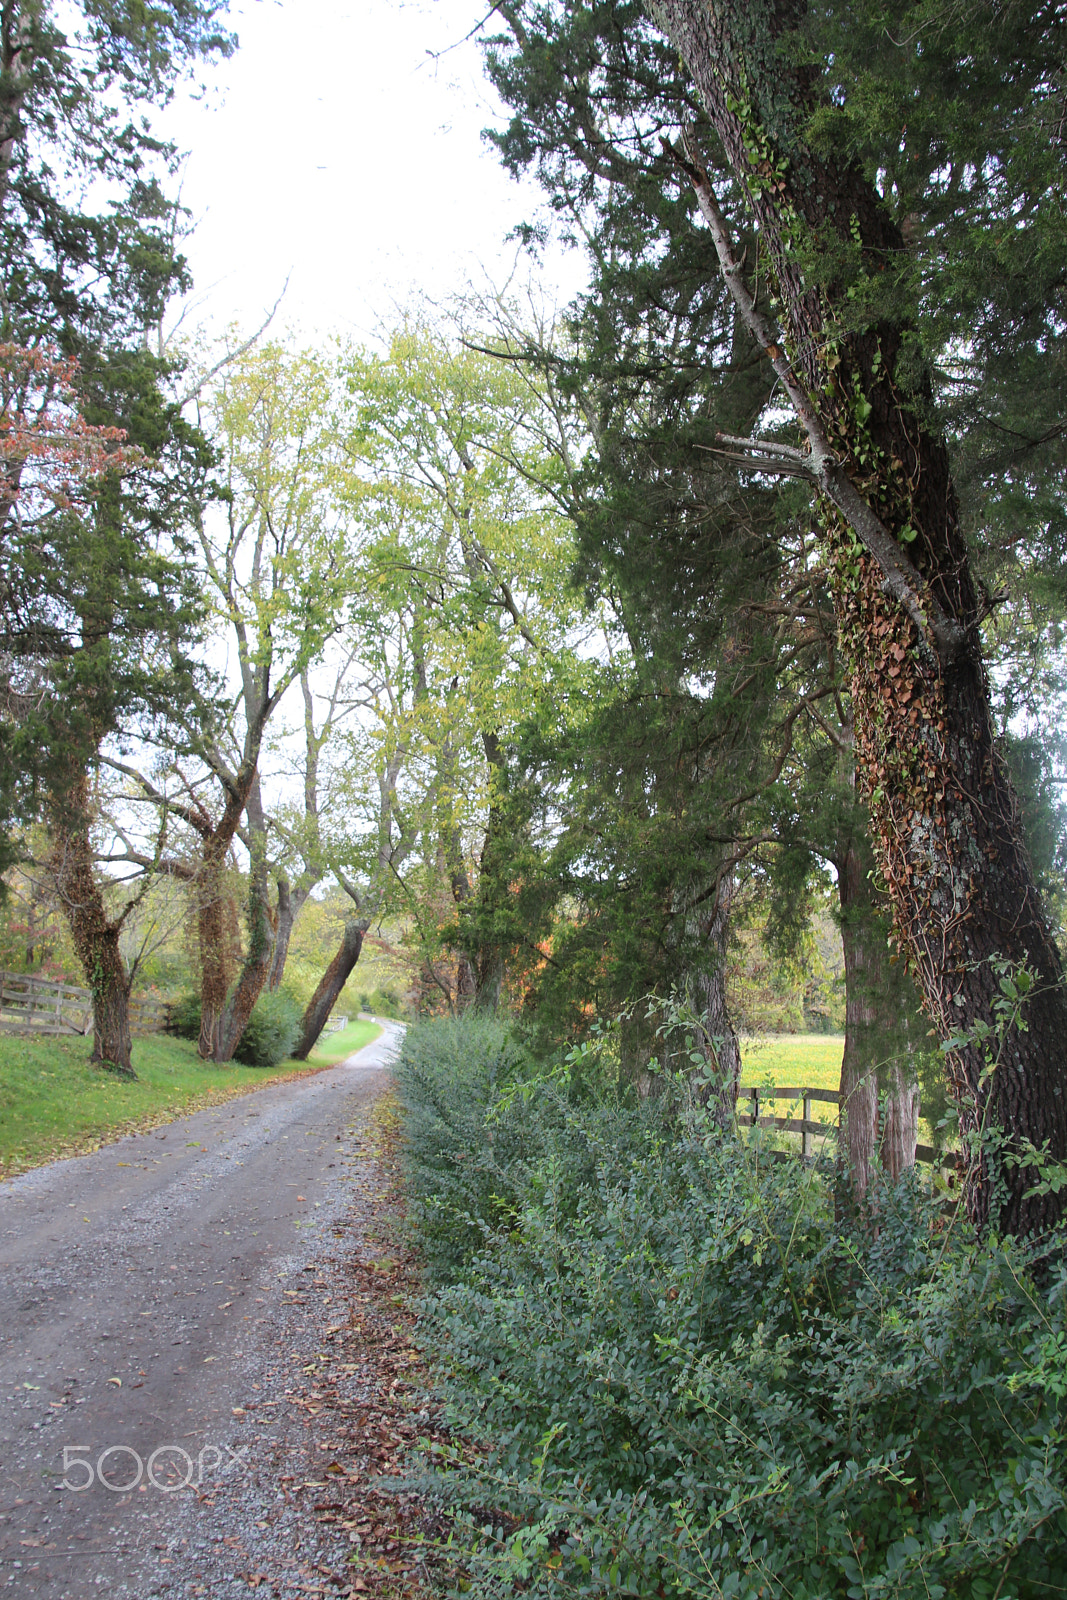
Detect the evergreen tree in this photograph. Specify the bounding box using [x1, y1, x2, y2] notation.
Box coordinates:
[477, 3, 926, 1172]
[0, 1, 231, 1072]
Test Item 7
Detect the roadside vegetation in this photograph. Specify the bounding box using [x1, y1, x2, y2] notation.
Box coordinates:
[397, 1014, 1067, 1599]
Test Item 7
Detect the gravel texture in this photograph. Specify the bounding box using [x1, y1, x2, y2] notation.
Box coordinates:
[0, 1023, 440, 1599]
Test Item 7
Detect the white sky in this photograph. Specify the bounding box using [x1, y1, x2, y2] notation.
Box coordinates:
[158, 0, 588, 343]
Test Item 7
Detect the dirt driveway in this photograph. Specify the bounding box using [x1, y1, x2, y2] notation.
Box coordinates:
[0, 1023, 404, 1598]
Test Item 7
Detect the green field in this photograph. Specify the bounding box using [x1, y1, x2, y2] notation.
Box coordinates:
[307, 1016, 383, 1065]
[740, 1034, 843, 1134]
[0, 1031, 339, 1180]
[740, 1034, 943, 1151]
[740, 1033, 843, 1094]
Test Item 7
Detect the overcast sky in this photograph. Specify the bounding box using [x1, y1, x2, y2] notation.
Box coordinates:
[157, 0, 587, 345]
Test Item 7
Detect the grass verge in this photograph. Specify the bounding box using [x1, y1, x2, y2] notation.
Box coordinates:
[0, 1030, 335, 1180]
[307, 1016, 383, 1065]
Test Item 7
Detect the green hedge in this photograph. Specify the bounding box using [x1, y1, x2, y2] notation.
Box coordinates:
[398, 1017, 1067, 1600]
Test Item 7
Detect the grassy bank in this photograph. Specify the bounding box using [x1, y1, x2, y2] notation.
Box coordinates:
[308, 1016, 382, 1065]
[0, 1031, 337, 1179]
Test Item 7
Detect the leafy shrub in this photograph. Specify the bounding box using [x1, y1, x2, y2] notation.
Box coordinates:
[165, 991, 201, 1040]
[232, 987, 302, 1066]
[396, 1014, 662, 1281]
[401, 1019, 1067, 1600]
[396, 1013, 543, 1279]
[162, 987, 302, 1066]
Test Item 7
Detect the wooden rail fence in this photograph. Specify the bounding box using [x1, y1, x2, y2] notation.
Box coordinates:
[738, 1085, 947, 1167]
[0, 971, 168, 1038]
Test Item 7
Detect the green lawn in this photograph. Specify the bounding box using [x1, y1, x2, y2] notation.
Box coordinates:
[0, 1031, 336, 1180]
[307, 1016, 383, 1065]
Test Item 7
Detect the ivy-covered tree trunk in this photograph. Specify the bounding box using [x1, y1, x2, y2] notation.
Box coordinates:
[652, 0, 1067, 1237]
[293, 918, 367, 1059]
[213, 782, 279, 1063]
[196, 839, 231, 1059]
[195, 763, 260, 1060]
[49, 774, 134, 1078]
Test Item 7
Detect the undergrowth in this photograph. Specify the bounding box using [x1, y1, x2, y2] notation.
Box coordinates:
[396, 1015, 1067, 1600]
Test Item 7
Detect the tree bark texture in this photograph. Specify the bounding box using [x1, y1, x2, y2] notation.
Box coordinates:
[214, 781, 278, 1063]
[49, 774, 135, 1078]
[194, 761, 262, 1059]
[651, 0, 1067, 1236]
[695, 877, 742, 1125]
[293, 918, 367, 1060]
[196, 841, 232, 1059]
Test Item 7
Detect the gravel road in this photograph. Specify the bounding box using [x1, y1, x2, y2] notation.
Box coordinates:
[0, 1023, 404, 1598]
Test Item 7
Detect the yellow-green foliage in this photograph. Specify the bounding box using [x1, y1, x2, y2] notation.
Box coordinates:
[0, 1032, 328, 1178]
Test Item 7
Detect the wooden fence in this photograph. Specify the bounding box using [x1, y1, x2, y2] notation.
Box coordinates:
[0, 971, 168, 1038]
[738, 1085, 947, 1167]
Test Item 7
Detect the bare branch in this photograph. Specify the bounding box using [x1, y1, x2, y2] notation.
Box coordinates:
[177, 278, 290, 407]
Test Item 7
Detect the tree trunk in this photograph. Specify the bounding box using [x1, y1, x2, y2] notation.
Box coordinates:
[694, 876, 741, 1125]
[194, 762, 262, 1059]
[293, 918, 367, 1059]
[652, 0, 1067, 1237]
[49, 775, 135, 1079]
[196, 841, 231, 1059]
[214, 813, 277, 1064]
[838, 837, 920, 1195]
[0, 7, 32, 228]
[267, 874, 315, 993]
[474, 950, 505, 1012]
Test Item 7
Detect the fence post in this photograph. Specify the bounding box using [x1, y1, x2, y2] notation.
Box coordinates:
[803, 1094, 812, 1160]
